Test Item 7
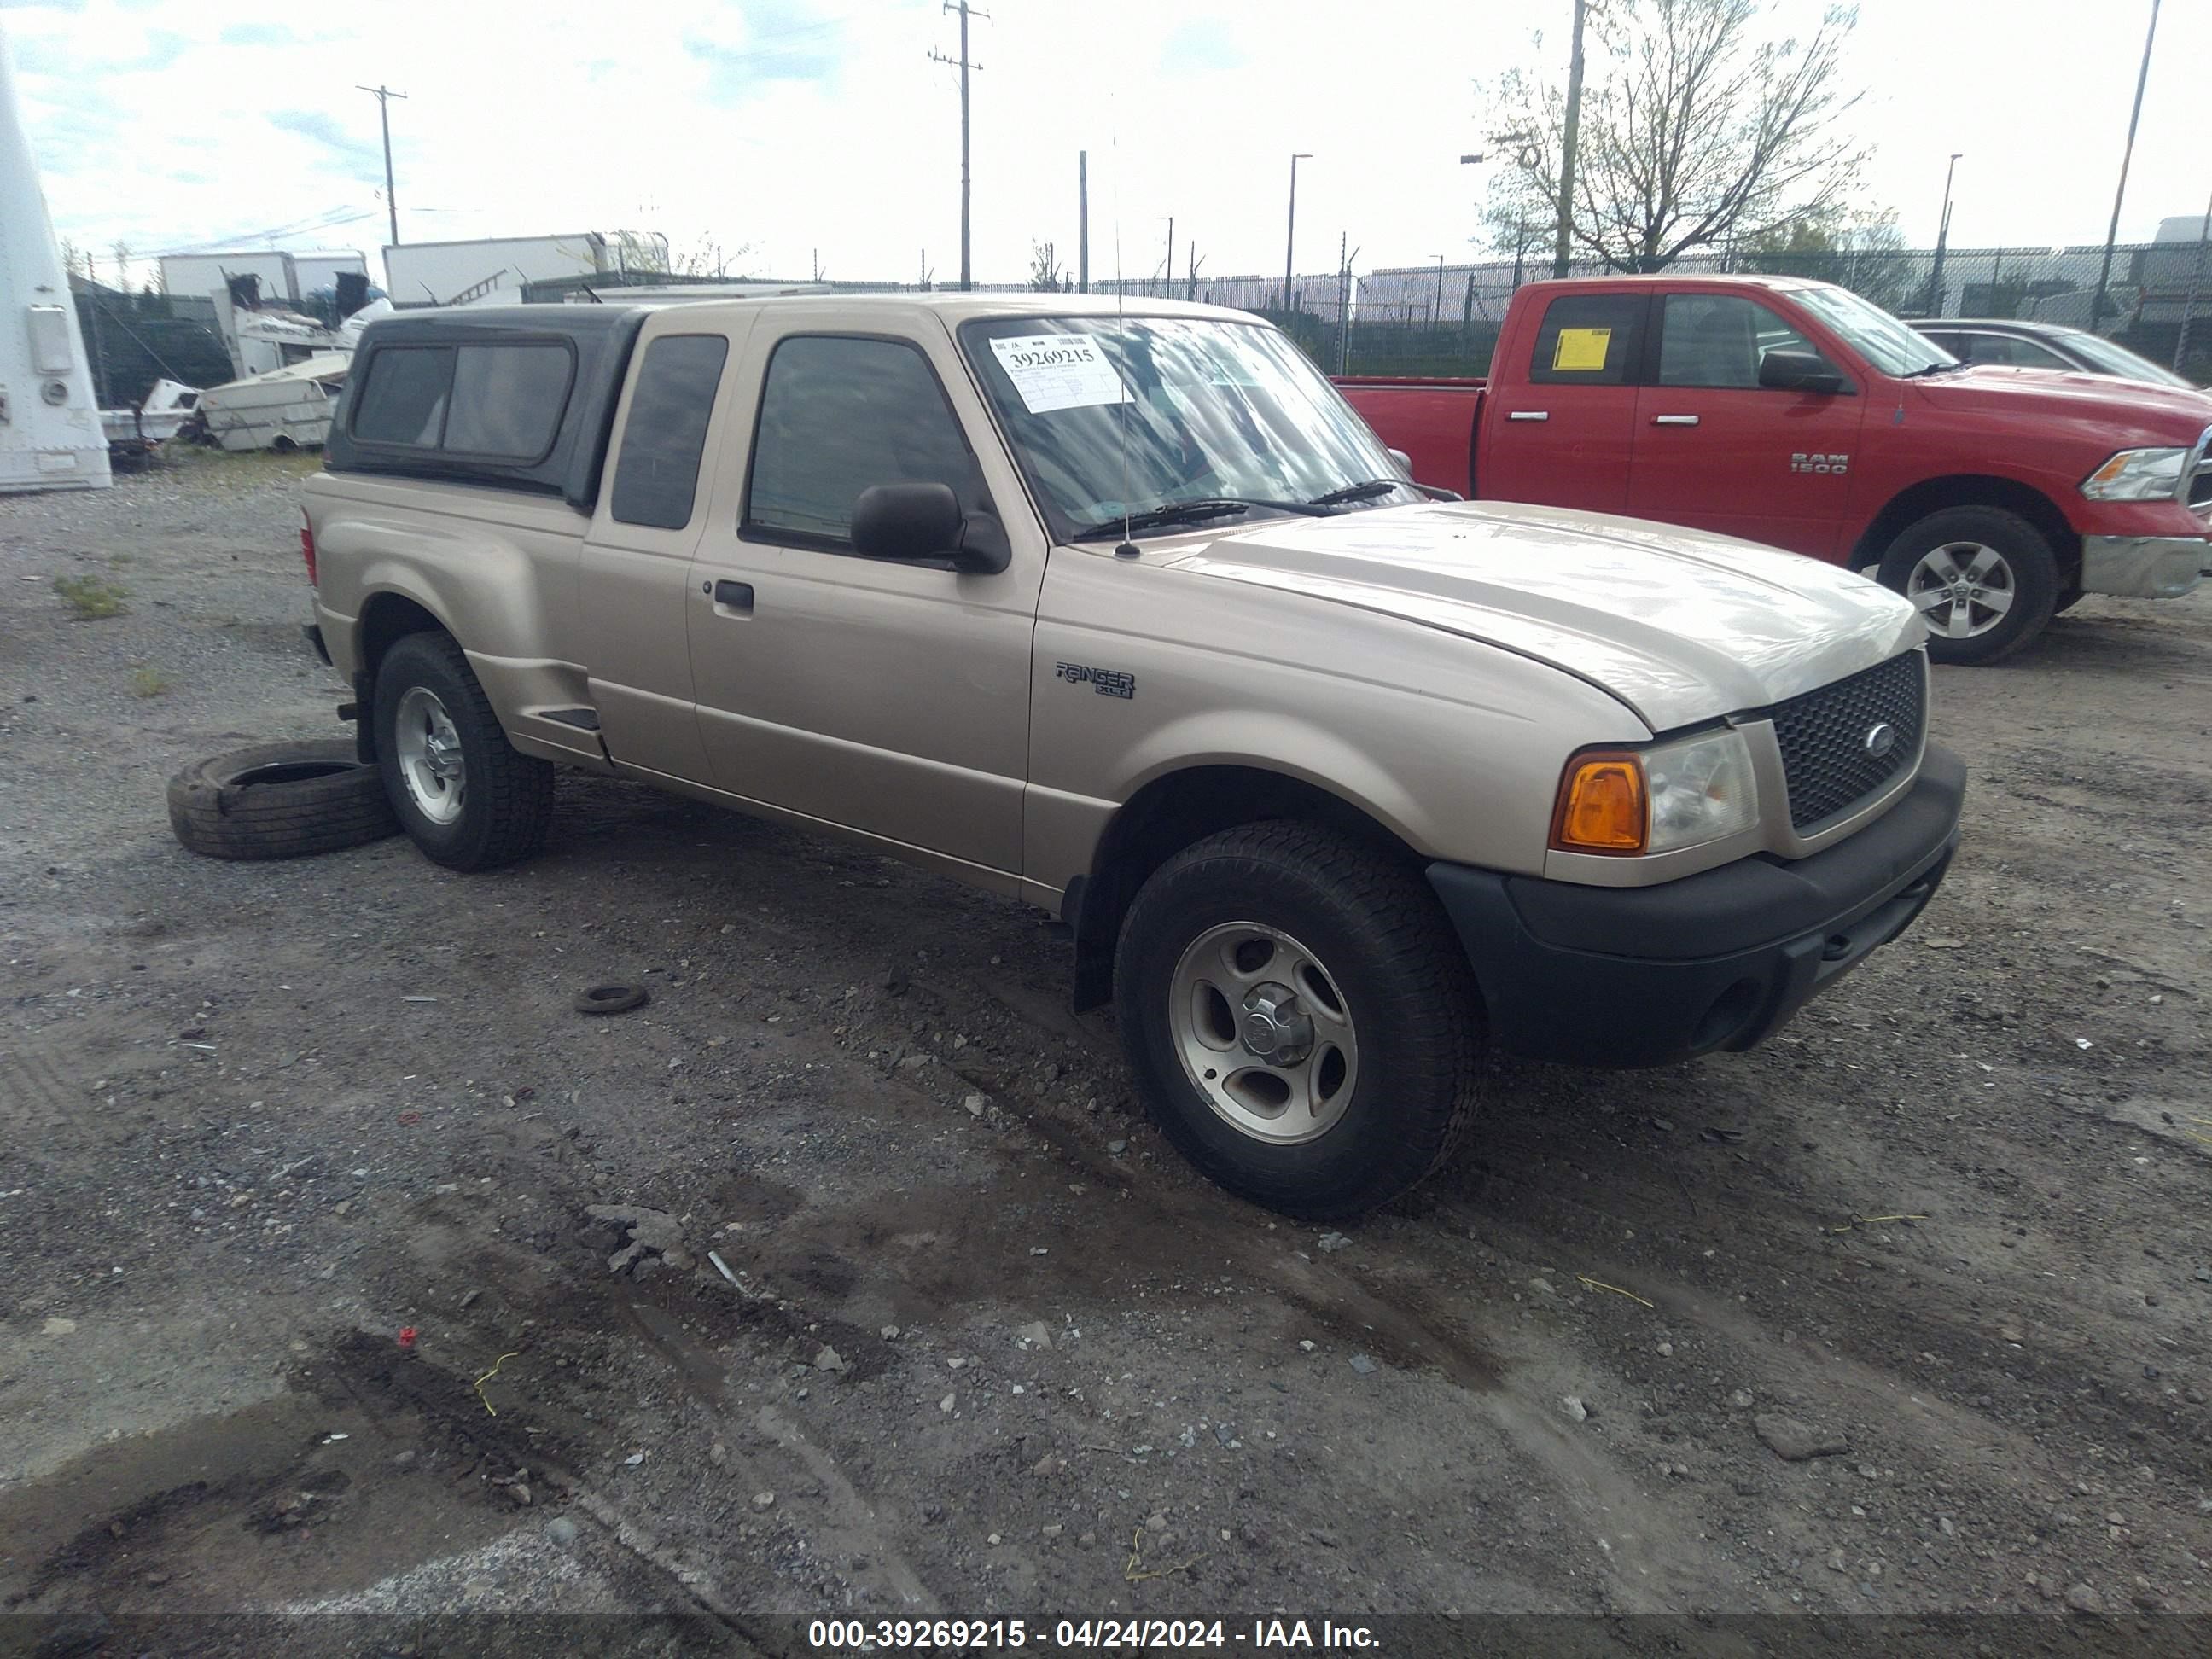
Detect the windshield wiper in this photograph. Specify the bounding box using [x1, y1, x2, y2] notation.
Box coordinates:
[1307, 477, 1461, 506]
[1307, 478, 1404, 506]
[1070, 497, 1330, 540]
[1902, 360, 1971, 378]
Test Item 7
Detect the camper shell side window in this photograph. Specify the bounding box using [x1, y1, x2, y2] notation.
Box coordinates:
[326, 305, 649, 507]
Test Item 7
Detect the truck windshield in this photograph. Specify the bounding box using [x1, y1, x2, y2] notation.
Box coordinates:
[959, 315, 1415, 538]
[1792, 286, 1955, 376]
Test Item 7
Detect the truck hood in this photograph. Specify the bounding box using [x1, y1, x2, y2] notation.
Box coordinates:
[1164, 500, 1922, 731]
[1909, 364, 2212, 443]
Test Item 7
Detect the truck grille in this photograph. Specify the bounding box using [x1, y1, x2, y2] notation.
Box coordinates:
[1766, 651, 1925, 831]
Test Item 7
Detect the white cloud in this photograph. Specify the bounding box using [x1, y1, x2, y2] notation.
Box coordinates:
[6, 0, 2209, 298]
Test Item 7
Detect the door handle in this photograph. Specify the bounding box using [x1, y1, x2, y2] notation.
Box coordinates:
[711, 579, 754, 610]
[1650, 414, 1700, 427]
[1505, 410, 1549, 422]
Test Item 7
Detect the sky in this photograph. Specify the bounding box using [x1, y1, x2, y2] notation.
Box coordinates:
[3, 0, 2208, 294]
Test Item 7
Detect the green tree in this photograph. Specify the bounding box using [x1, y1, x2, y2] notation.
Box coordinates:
[1739, 212, 1913, 311]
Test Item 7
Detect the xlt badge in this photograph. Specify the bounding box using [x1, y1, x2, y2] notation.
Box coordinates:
[1055, 661, 1135, 700]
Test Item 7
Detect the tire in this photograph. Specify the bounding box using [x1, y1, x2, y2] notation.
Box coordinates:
[166, 740, 399, 861]
[1876, 506, 2058, 666]
[372, 631, 554, 871]
[1112, 821, 1483, 1220]
[2053, 587, 2085, 615]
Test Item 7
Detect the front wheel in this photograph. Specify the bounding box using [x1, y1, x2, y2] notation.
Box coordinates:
[1113, 822, 1483, 1220]
[372, 631, 555, 870]
[1877, 506, 2058, 667]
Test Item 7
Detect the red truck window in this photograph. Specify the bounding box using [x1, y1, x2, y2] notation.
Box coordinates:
[1528, 294, 1650, 387]
[1656, 294, 1832, 389]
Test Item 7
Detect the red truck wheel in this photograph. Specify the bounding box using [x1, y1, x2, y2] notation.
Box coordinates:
[1877, 507, 2058, 667]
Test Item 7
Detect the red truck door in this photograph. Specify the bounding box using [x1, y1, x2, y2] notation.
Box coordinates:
[1481, 290, 1651, 513]
[1627, 292, 1866, 558]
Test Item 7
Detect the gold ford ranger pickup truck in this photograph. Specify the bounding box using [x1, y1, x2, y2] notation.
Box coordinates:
[300, 294, 1964, 1219]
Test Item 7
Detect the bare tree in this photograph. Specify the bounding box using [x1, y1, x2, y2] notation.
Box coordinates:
[1028, 239, 1066, 292]
[112, 241, 134, 292]
[1483, 1, 1869, 272]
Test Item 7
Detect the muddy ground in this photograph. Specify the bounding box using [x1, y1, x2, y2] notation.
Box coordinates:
[2, 451, 2209, 1654]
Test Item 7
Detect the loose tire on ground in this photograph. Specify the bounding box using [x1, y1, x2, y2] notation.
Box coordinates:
[166, 740, 399, 861]
[1876, 505, 2058, 667]
[1113, 821, 1484, 1220]
[372, 631, 555, 871]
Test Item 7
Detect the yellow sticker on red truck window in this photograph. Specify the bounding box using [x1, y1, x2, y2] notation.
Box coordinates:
[1553, 328, 1613, 372]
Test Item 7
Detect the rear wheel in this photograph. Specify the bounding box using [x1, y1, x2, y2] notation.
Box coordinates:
[1877, 506, 2058, 666]
[1113, 822, 1482, 1220]
[372, 632, 554, 870]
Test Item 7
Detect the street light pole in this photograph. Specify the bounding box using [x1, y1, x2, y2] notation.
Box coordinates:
[1282, 153, 1312, 314]
[1927, 152, 1962, 314]
[2092, 0, 2161, 332]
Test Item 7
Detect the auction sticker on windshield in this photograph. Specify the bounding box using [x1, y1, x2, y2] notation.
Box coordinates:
[990, 335, 1132, 413]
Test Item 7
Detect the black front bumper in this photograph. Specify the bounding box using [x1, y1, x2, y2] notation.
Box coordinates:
[1429, 744, 1965, 1068]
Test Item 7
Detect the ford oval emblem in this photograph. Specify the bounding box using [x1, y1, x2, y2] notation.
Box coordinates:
[1863, 722, 1896, 759]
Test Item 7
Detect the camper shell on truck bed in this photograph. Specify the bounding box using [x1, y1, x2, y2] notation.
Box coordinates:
[325, 306, 648, 506]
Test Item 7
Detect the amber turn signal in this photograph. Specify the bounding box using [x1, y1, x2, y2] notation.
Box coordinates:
[1551, 752, 1647, 854]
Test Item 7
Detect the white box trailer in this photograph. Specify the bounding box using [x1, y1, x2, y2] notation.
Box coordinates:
[195, 353, 347, 452]
[2, 28, 108, 493]
[292, 250, 370, 294]
[160, 250, 300, 306]
[381, 234, 615, 308]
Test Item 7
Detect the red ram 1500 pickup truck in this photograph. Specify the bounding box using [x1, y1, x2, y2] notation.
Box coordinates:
[1337, 275, 2212, 664]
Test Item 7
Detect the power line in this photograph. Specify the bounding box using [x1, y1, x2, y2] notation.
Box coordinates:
[929, 3, 987, 292]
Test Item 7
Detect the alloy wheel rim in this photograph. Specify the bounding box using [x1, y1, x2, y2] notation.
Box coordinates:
[1906, 540, 2016, 640]
[393, 686, 466, 825]
[1167, 921, 1360, 1144]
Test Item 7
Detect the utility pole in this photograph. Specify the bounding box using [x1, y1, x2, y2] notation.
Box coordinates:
[931, 3, 987, 291]
[1160, 217, 1173, 298]
[1283, 152, 1312, 314]
[2092, 0, 2160, 333]
[1078, 150, 1089, 293]
[1927, 152, 1962, 315]
[357, 83, 407, 247]
[1554, 0, 1589, 279]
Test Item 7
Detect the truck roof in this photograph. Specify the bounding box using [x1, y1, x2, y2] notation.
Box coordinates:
[1509, 272, 1835, 293]
[409, 292, 1260, 329]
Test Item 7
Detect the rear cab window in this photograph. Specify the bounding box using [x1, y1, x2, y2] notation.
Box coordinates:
[609, 335, 731, 530]
[1528, 293, 1650, 386]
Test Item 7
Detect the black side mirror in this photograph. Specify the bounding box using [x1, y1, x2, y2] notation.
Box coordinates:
[1758, 349, 1847, 394]
[850, 482, 1010, 573]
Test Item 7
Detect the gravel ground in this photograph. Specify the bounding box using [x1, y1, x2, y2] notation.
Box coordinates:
[3, 451, 2209, 1654]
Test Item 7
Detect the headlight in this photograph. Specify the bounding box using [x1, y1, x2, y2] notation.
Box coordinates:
[1551, 728, 1760, 857]
[2081, 447, 2187, 502]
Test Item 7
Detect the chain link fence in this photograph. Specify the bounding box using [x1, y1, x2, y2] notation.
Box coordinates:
[527, 234, 2211, 386]
[1342, 238, 2212, 381]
